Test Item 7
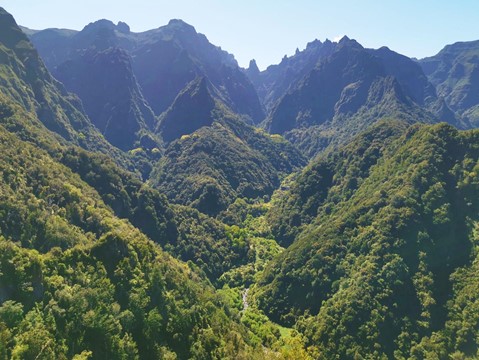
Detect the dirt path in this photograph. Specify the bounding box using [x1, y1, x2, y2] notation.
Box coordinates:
[242, 288, 249, 311]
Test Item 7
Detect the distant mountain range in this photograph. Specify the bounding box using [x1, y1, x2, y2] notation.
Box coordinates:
[2, 6, 479, 358]
[26, 19, 265, 151]
[420, 40, 479, 127]
[26, 19, 479, 160]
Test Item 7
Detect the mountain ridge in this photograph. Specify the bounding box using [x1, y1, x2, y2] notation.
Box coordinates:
[3, 6, 479, 358]
[27, 18, 265, 126]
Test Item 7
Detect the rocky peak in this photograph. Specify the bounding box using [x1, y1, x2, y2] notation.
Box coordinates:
[248, 59, 260, 75]
[336, 36, 363, 51]
[82, 19, 117, 33]
[157, 76, 217, 142]
[306, 39, 322, 49]
[166, 19, 198, 35]
[116, 21, 130, 34]
[0, 7, 30, 49]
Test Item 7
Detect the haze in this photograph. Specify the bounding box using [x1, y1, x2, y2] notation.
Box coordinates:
[3, 0, 479, 69]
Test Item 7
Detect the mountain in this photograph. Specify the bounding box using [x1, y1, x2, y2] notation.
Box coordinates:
[53, 46, 160, 151]
[28, 19, 265, 125]
[0, 11, 270, 358]
[255, 122, 479, 358]
[23, 20, 159, 152]
[4, 4, 479, 358]
[150, 93, 306, 215]
[246, 38, 335, 111]
[420, 40, 479, 127]
[157, 76, 217, 143]
[267, 119, 409, 246]
[0, 7, 133, 168]
[0, 120, 261, 359]
[245, 37, 460, 157]
[266, 38, 458, 153]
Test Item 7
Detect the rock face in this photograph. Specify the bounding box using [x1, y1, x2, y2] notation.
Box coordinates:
[420, 40, 479, 127]
[28, 18, 265, 130]
[132, 19, 265, 123]
[150, 87, 306, 215]
[54, 47, 158, 150]
[31, 20, 474, 159]
[244, 37, 459, 157]
[246, 38, 335, 111]
[157, 76, 216, 143]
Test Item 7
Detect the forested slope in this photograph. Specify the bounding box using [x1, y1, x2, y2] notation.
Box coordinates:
[255, 123, 479, 358]
[0, 119, 263, 359]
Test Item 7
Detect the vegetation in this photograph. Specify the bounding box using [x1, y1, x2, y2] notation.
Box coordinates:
[0, 123, 264, 359]
[268, 120, 409, 246]
[0, 9, 129, 163]
[256, 123, 479, 358]
[150, 112, 305, 216]
[3, 5, 479, 358]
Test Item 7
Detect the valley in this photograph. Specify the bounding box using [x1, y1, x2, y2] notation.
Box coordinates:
[0, 5, 479, 359]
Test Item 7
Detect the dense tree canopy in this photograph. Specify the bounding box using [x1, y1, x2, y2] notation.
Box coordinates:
[256, 123, 479, 358]
[2, 5, 479, 359]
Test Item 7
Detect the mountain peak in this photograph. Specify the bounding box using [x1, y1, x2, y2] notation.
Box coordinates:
[0, 6, 29, 48]
[0, 6, 11, 17]
[82, 19, 116, 32]
[116, 21, 130, 34]
[157, 76, 217, 142]
[336, 35, 363, 51]
[167, 18, 197, 33]
[168, 18, 187, 26]
[80, 19, 131, 35]
[377, 45, 391, 52]
[306, 38, 322, 49]
[248, 59, 260, 74]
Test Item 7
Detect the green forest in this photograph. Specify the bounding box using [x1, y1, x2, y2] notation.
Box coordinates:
[1, 5, 479, 359]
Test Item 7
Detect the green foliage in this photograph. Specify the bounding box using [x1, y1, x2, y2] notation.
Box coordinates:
[0, 11, 129, 165]
[167, 205, 249, 282]
[263, 39, 445, 158]
[256, 123, 479, 358]
[3, 8, 479, 358]
[150, 115, 305, 216]
[268, 120, 408, 246]
[59, 146, 177, 245]
[219, 237, 283, 288]
[0, 124, 260, 359]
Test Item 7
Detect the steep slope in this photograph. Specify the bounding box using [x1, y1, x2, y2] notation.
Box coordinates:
[0, 123, 260, 359]
[133, 19, 265, 123]
[59, 146, 250, 284]
[157, 76, 216, 143]
[0, 8, 131, 167]
[268, 120, 409, 246]
[246, 38, 335, 111]
[259, 37, 457, 157]
[254, 123, 479, 358]
[421, 40, 479, 127]
[28, 19, 265, 124]
[150, 97, 306, 216]
[54, 46, 160, 151]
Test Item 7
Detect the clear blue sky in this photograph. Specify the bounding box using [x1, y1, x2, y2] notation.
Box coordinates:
[2, 0, 479, 70]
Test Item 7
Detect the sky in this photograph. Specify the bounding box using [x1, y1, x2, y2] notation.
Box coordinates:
[2, 0, 479, 70]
